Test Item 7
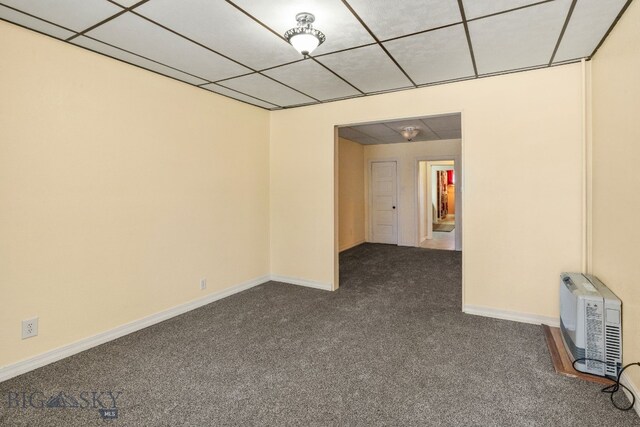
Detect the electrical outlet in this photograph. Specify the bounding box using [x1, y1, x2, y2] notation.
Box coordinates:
[200, 278, 207, 290]
[22, 317, 38, 339]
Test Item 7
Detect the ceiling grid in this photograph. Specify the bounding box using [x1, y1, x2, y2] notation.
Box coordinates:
[0, 0, 632, 110]
[548, 0, 578, 65]
[339, 113, 462, 145]
[456, 0, 478, 77]
[339, 0, 418, 87]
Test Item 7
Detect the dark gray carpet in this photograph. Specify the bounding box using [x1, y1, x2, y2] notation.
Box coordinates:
[1, 243, 638, 426]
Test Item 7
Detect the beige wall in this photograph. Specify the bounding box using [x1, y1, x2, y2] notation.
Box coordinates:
[418, 161, 428, 241]
[0, 22, 270, 368]
[271, 64, 584, 314]
[1, 15, 598, 374]
[364, 140, 461, 246]
[591, 0, 640, 395]
[448, 185, 455, 214]
[338, 137, 365, 251]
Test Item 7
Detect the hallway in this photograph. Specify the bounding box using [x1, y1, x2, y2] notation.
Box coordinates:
[421, 214, 456, 251]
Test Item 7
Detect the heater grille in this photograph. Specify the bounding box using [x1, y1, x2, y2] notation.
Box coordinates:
[605, 324, 622, 377]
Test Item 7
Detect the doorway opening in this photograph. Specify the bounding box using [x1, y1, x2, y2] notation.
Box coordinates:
[417, 159, 460, 251]
[334, 112, 463, 298]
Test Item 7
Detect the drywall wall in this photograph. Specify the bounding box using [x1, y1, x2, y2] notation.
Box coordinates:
[338, 137, 365, 251]
[448, 185, 455, 215]
[591, 0, 640, 400]
[0, 21, 270, 369]
[270, 63, 584, 316]
[363, 140, 460, 247]
[338, 138, 365, 251]
[418, 161, 427, 242]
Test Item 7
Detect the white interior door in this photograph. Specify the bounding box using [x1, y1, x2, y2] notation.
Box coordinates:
[371, 161, 398, 244]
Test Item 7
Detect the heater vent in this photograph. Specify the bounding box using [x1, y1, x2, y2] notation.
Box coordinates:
[605, 324, 622, 377]
[560, 273, 622, 379]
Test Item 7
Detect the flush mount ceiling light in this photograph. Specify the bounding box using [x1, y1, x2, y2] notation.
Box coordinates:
[401, 126, 419, 141]
[284, 12, 326, 57]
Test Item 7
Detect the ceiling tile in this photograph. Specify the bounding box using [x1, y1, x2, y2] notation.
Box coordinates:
[554, 0, 628, 62]
[202, 84, 278, 109]
[421, 114, 461, 133]
[341, 115, 461, 144]
[230, 0, 374, 55]
[0, 5, 75, 39]
[316, 44, 412, 93]
[1, 0, 627, 111]
[434, 129, 462, 139]
[110, 0, 139, 7]
[386, 119, 424, 129]
[71, 36, 208, 85]
[136, 0, 300, 70]
[217, 73, 315, 107]
[469, 0, 572, 75]
[383, 24, 474, 85]
[263, 60, 359, 101]
[417, 133, 442, 142]
[346, 0, 461, 40]
[0, 0, 121, 32]
[86, 12, 250, 82]
[355, 124, 401, 140]
[463, 0, 542, 20]
[339, 127, 369, 142]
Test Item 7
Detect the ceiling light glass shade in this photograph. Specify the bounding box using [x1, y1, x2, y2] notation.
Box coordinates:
[284, 13, 326, 56]
[289, 33, 321, 56]
[401, 127, 419, 141]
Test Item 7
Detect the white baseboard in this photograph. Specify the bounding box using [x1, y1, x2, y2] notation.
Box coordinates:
[463, 304, 560, 327]
[339, 240, 365, 253]
[0, 274, 270, 384]
[620, 371, 640, 417]
[269, 274, 333, 291]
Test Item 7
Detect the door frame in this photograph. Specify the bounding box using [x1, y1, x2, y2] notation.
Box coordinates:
[334, 110, 466, 313]
[367, 158, 400, 245]
[414, 155, 462, 251]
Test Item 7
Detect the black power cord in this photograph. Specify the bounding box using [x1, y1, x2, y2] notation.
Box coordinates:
[572, 358, 640, 411]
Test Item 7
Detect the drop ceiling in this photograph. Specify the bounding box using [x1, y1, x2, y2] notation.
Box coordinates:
[0, 0, 631, 110]
[340, 113, 461, 144]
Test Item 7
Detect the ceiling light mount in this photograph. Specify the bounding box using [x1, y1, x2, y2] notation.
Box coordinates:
[401, 126, 419, 142]
[284, 12, 326, 57]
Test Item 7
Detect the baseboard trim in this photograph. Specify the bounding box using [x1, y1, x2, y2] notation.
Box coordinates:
[463, 305, 560, 327]
[620, 371, 640, 417]
[269, 275, 333, 291]
[0, 274, 270, 384]
[339, 240, 365, 253]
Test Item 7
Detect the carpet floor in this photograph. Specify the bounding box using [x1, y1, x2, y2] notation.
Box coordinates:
[1, 244, 637, 426]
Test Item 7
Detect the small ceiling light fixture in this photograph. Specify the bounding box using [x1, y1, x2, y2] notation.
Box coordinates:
[401, 126, 419, 141]
[284, 12, 326, 57]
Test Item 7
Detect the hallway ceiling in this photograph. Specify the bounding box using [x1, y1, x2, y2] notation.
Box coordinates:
[340, 113, 461, 144]
[0, 0, 631, 110]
